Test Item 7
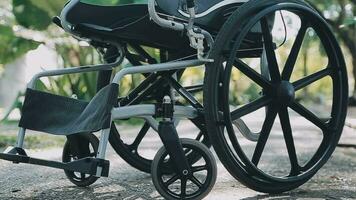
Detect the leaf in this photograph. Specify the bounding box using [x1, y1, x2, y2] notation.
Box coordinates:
[0, 25, 41, 64]
[28, 0, 68, 16]
[340, 17, 356, 28]
[12, 0, 52, 30]
[81, 0, 138, 6]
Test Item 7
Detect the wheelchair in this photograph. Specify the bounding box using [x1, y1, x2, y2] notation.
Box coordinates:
[0, 0, 348, 199]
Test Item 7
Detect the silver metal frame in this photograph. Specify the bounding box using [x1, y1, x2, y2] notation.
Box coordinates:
[96, 127, 111, 176]
[16, 128, 26, 148]
[14, 0, 213, 176]
[232, 47, 269, 142]
[16, 58, 207, 176]
[178, 0, 249, 18]
[148, 0, 214, 61]
[148, 0, 185, 31]
[112, 104, 198, 131]
[27, 48, 124, 88]
[112, 59, 204, 83]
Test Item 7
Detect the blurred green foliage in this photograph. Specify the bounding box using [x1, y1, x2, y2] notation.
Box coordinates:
[82, 0, 147, 5]
[309, 0, 355, 95]
[13, 0, 52, 30]
[0, 0, 354, 109]
[83, 0, 132, 5]
[0, 0, 147, 66]
[0, 25, 40, 64]
[0, 0, 68, 66]
[0, 134, 65, 149]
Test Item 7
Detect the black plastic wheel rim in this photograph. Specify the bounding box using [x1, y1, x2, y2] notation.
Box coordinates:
[216, 3, 347, 184]
[156, 143, 215, 199]
[110, 119, 210, 173]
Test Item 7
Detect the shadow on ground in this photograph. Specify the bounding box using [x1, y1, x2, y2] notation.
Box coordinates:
[241, 189, 356, 200]
[31, 175, 163, 200]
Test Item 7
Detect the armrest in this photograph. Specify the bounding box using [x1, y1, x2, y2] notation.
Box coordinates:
[147, 0, 185, 31]
[28, 55, 123, 89]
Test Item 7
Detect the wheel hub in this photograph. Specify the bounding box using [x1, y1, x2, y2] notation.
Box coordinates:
[275, 81, 295, 105]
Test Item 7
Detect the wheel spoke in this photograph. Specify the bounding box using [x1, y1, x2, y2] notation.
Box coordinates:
[184, 148, 193, 154]
[261, 17, 281, 82]
[192, 165, 207, 172]
[164, 174, 179, 187]
[282, 22, 308, 80]
[195, 132, 204, 141]
[181, 178, 187, 198]
[252, 109, 278, 166]
[234, 59, 272, 89]
[279, 107, 300, 175]
[231, 96, 272, 120]
[129, 122, 150, 151]
[190, 175, 203, 188]
[289, 101, 328, 131]
[293, 68, 332, 91]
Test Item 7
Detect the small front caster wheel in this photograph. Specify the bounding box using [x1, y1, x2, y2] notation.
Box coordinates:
[62, 133, 99, 187]
[151, 138, 217, 200]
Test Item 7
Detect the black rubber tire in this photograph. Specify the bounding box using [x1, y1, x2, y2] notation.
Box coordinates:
[204, 0, 348, 194]
[62, 134, 99, 187]
[151, 138, 217, 200]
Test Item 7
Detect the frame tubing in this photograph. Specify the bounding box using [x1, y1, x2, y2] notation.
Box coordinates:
[111, 105, 198, 120]
[96, 127, 111, 176]
[165, 76, 204, 109]
[16, 128, 26, 148]
[112, 60, 204, 84]
[28, 58, 123, 89]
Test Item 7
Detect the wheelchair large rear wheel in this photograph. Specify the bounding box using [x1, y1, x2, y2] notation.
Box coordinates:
[204, 0, 348, 193]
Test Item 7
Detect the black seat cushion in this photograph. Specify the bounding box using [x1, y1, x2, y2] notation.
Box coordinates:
[60, 0, 246, 49]
[61, 2, 192, 50]
[60, 0, 268, 57]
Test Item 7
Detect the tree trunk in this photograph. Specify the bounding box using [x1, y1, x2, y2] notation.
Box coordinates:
[352, 57, 356, 98]
[335, 28, 356, 98]
[0, 57, 27, 119]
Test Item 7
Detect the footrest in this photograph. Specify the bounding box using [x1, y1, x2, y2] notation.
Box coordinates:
[0, 151, 110, 177]
[0, 152, 29, 163]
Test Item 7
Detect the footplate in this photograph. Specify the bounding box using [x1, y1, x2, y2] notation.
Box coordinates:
[0, 148, 110, 177]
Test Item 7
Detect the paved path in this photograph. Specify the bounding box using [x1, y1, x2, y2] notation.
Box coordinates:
[0, 109, 356, 200]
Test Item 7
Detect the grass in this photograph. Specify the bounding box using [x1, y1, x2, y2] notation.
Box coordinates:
[0, 134, 65, 150]
[0, 135, 17, 148]
[0, 118, 142, 151]
[114, 118, 146, 126]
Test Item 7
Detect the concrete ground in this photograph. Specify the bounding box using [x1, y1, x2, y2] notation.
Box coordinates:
[0, 108, 355, 200]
